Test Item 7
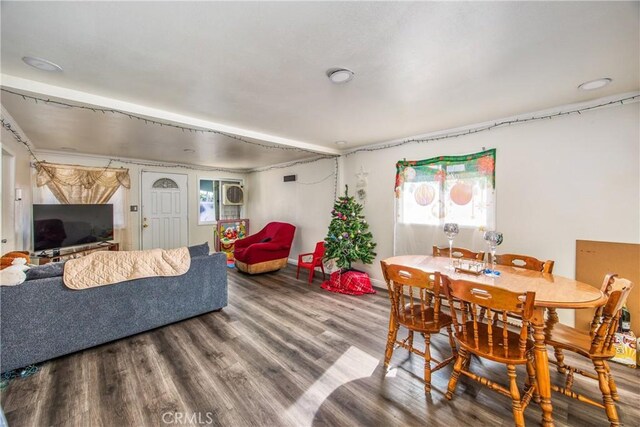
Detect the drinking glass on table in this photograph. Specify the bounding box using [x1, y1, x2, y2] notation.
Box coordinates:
[483, 230, 503, 277]
[443, 223, 459, 269]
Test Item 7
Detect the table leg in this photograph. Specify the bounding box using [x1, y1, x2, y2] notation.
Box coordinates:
[532, 308, 554, 426]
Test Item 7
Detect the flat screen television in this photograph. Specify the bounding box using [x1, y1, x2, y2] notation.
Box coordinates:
[33, 204, 114, 251]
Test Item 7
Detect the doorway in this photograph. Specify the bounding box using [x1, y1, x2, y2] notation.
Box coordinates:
[1, 148, 16, 252]
[141, 171, 188, 250]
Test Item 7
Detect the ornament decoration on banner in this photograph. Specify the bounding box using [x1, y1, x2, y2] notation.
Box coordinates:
[414, 183, 435, 206]
[450, 182, 473, 206]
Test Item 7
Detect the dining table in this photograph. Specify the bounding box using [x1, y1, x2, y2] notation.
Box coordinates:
[382, 255, 607, 427]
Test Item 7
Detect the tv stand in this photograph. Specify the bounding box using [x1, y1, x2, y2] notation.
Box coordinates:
[34, 242, 119, 265]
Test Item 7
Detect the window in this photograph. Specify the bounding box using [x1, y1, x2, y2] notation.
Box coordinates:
[198, 179, 217, 224]
[153, 178, 179, 189]
[198, 178, 242, 224]
[395, 149, 496, 228]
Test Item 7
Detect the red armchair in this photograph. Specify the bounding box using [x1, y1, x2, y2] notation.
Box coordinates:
[234, 222, 296, 274]
[296, 242, 326, 284]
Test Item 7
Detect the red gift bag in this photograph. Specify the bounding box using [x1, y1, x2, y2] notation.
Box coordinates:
[321, 270, 376, 295]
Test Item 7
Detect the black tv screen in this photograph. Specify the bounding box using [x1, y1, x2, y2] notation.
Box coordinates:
[33, 204, 114, 251]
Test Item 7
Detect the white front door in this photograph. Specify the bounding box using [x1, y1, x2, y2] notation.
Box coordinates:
[141, 171, 188, 250]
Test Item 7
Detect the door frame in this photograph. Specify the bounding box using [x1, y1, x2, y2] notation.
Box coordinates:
[1, 144, 17, 253]
[139, 170, 189, 250]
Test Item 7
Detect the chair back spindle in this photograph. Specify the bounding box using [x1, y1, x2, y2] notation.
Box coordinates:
[591, 285, 634, 355]
[381, 263, 443, 328]
[444, 277, 535, 361]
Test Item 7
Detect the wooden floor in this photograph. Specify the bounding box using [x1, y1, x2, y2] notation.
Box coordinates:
[2, 266, 639, 427]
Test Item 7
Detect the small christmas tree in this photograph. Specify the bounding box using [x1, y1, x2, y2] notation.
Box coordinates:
[324, 185, 376, 270]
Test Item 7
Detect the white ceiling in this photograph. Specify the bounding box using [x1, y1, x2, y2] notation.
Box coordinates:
[1, 1, 638, 168]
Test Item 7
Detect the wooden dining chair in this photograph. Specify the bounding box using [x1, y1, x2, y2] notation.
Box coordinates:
[492, 253, 556, 327]
[433, 245, 485, 261]
[545, 275, 634, 427]
[443, 277, 539, 427]
[494, 253, 555, 274]
[380, 262, 457, 393]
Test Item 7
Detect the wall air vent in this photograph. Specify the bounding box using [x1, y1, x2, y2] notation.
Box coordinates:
[222, 184, 244, 206]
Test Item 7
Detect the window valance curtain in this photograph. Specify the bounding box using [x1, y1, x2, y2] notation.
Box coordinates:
[35, 162, 131, 205]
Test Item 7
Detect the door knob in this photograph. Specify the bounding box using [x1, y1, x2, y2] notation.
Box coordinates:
[143, 218, 149, 229]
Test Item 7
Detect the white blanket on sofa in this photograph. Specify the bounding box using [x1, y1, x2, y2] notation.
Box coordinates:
[63, 247, 190, 290]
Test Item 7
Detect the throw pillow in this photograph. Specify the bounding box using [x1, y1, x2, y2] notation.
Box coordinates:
[188, 242, 210, 257]
[25, 262, 65, 281]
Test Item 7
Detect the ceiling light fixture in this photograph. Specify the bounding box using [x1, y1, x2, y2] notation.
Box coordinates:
[22, 56, 63, 72]
[578, 78, 612, 91]
[327, 68, 354, 84]
[335, 141, 347, 146]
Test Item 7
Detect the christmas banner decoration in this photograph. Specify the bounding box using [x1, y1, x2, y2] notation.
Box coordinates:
[394, 149, 496, 229]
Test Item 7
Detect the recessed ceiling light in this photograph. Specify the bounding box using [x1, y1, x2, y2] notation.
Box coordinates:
[578, 78, 612, 91]
[335, 141, 347, 146]
[327, 68, 354, 84]
[58, 147, 77, 152]
[22, 56, 63, 72]
[183, 149, 195, 153]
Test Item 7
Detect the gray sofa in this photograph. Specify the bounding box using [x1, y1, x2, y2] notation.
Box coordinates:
[0, 252, 228, 373]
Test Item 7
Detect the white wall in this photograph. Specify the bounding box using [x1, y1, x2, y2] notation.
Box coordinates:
[3, 149, 247, 252]
[343, 102, 639, 324]
[246, 157, 337, 262]
[245, 102, 639, 326]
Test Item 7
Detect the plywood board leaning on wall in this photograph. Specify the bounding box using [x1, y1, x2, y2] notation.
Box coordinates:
[575, 240, 639, 334]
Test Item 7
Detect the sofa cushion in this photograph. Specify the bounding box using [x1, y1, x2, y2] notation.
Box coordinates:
[188, 242, 210, 257]
[25, 262, 65, 281]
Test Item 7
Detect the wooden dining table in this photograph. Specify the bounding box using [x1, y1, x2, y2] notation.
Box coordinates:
[382, 255, 607, 427]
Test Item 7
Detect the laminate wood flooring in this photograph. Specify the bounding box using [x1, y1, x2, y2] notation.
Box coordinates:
[2, 266, 639, 426]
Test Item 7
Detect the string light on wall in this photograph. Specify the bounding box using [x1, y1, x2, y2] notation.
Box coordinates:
[0, 88, 326, 155]
[342, 94, 639, 157]
[1, 89, 637, 188]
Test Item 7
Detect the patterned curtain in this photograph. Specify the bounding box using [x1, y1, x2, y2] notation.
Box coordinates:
[35, 162, 130, 204]
[393, 149, 496, 255]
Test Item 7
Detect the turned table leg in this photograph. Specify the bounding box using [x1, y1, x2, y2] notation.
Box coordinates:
[532, 308, 554, 426]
